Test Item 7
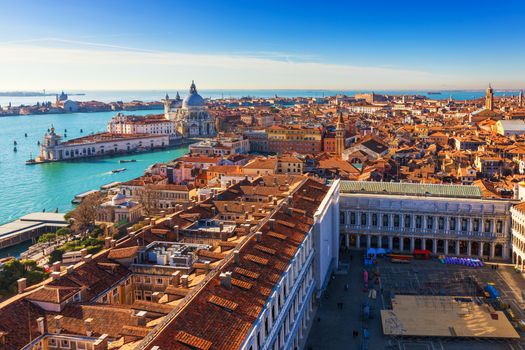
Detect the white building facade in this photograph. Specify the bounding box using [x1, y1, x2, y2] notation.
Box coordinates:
[510, 203, 525, 271]
[240, 180, 340, 350]
[39, 129, 169, 161]
[340, 181, 515, 260]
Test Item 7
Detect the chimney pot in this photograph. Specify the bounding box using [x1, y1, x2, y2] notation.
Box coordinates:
[52, 261, 61, 272]
[80, 248, 88, 257]
[17, 278, 27, 294]
[51, 271, 61, 280]
[269, 219, 276, 230]
[104, 237, 112, 248]
[83, 254, 93, 262]
[66, 265, 75, 274]
[255, 231, 262, 242]
[110, 239, 116, 248]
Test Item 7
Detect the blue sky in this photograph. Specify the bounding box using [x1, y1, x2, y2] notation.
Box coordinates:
[0, 0, 524, 90]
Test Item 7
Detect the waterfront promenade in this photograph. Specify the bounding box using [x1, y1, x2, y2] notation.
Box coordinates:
[0, 109, 188, 225]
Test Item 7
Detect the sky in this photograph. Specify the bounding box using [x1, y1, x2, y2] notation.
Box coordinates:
[0, 0, 524, 91]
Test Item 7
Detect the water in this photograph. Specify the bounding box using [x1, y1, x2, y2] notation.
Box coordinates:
[1, 89, 521, 107]
[0, 109, 188, 225]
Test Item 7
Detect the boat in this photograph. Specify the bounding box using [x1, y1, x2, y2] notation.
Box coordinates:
[111, 168, 126, 173]
[119, 159, 137, 163]
[13, 147, 17, 152]
[80, 129, 83, 133]
[13, 140, 17, 145]
[427, 91, 442, 95]
[24, 133, 27, 137]
[37, 141, 40, 146]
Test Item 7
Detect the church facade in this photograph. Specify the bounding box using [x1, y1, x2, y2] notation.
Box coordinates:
[163, 81, 215, 138]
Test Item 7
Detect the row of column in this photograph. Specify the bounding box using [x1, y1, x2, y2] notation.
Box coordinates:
[346, 233, 505, 259]
[343, 211, 506, 236]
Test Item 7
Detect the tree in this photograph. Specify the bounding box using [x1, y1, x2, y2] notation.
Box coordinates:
[136, 185, 157, 217]
[70, 192, 104, 231]
[56, 227, 71, 236]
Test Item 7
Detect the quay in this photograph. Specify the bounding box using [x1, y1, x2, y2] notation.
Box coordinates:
[71, 189, 100, 204]
[0, 212, 68, 250]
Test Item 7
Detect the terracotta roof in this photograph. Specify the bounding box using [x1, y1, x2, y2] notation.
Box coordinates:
[143, 179, 329, 350]
[108, 246, 140, 260]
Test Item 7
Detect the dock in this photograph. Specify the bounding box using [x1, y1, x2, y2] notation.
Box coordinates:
[0, 212, 68, 250]
[100, 181, 121, 191]
[72, 189, 100, 204]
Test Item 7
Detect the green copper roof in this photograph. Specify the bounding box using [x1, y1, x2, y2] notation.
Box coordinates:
[340, 181, 482, 199]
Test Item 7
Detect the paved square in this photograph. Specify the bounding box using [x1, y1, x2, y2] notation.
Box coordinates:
[306, 249, 525, 350]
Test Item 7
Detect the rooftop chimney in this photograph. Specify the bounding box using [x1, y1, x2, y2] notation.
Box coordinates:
[234, 250, 240, 264]
[54, 315, 63, 334]
[52, 261, 61, 272]
[51, 271, 61, 281]
[37, 317, 46, 335]
[110, 239, 116, 248]
[134, 310, 147, 327]
[220, 272, 232, 289]
[255, 231, 262, 242]
[80, 248, 88, 258]
[181, 274, 189, 288]
[93, 334, 109, 350]
[269, 219, 276, 230]
[17, 278, 27, 294]
[171, 271, 181, 286]
[84, 318, 93, 337]
[83, 254, 93, 262]
[66, 265, 75, 274]
[104, 237, 112, 249]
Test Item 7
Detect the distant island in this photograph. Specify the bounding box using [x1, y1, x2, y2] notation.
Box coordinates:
[0, 91, 85, 97]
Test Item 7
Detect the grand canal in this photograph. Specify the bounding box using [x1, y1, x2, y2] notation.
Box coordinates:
[0, 109, 188, 225]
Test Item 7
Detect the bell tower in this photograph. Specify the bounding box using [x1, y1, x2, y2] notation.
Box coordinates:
[335, 113, 345, 158]
[485, 83, 494, 111]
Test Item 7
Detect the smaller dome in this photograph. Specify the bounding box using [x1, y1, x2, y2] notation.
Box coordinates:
[112, 193, 126, 205]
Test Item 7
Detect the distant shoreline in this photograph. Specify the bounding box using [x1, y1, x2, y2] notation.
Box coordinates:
[0, 92, 86, 97]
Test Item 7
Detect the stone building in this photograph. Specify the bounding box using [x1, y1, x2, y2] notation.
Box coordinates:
[339, 181, 515, 260]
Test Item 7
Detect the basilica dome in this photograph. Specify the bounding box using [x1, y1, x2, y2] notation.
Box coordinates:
[182, 81, 205, 108]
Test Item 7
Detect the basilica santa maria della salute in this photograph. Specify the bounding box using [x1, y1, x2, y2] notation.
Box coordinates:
[163, 81, 216, 137]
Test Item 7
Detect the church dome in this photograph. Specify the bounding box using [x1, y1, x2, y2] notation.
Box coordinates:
[182, 81, 205, 108]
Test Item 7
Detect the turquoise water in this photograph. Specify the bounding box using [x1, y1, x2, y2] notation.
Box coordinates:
[0, 109, 188, 225]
